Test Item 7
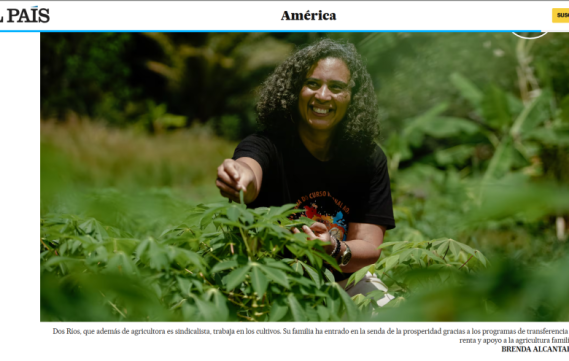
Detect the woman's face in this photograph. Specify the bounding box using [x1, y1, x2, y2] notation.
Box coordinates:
[297, 57, 351, 133]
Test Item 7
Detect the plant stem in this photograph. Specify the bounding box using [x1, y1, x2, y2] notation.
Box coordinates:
[224, 292, 250, 299]
[227, 298, 248, 308]
[186, 268, 216, 287]
[442, 246, 449, 261]
[108, 301, 127, 319]
[237, 313, 255, 322]
[41, 238, 59, 255]
[100, 291, 127, 319]
[382, 271, 408, 292]
[238, 226, 252, 256]
[220, 225, 235, 254]
[459, 254, 474, 269]
[199, 242, 222, 262]
[253, 236, 258, 255]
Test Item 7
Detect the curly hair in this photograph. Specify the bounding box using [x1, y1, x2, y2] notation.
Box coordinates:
[256, 38, 379, 153]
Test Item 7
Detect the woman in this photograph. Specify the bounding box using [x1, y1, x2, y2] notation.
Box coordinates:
[215, 39, 395, 304]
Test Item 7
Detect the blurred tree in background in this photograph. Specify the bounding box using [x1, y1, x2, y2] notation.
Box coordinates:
[41, 33, 137, 124]
[42, 33, 296, 138]
[41, 32, 569, 138]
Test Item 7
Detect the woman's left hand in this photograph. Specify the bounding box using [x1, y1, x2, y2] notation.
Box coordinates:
[292, 222, 334, 254]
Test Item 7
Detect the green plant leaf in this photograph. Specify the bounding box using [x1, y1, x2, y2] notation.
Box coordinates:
[346, 264, 371, 288]
[316, 305, 330, 321]
[174, 248, 206, 272]
[287, 294, 307, 322]
[300, 262, 323, 288]
[264, 259, 294, 273]
[211, 260, 238, 274]
[456, 242, 476, 256]
[336, 284, 359, 321]
[435, 145, 475, 166]
[377, 241, 402, 249]
[315, 251, 341, 272]
[250, 265, 269, 297]
[224, 265, 251, 290]
[106, 252, 138, 276]
[305, 305, 319, 321]
[481, 84, 512, 129]
[352, 293, 368, 306]
[398, 248, 414, 264]
[510, 90, 550, 138]
[79, 218, 109, 242]
[291, 260, 304, 276]
[323, 268, 335, 283]
[177, 276, 192, 296]
[206, 288, 229, 321]
[267, 204, 297, 217]
[365, 289, 386, 301]
[227, 206, 241, 222]
[190, 295, 218, 321]
[483, 136, 513, 181]
[213, 218, 242, 228]
[199, 208, 219, 229]
[259, 265, 289, 288]
[403, 102, 449, 147]
[424, 117, 480, 138]
[450, 72, 483, 110]
[449, 240, 460, 259]
[239, 209, 255, 225]
[383, 255, 400, 271]
[42, 256, 83, 269]
[420, 249, 446, 264]
[474, 250, 488, 267]
[269, 297, 289, 321]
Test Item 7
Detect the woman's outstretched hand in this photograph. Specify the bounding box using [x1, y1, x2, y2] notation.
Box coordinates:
[292, 222, 335, 254]
[216, 158, 258, 204]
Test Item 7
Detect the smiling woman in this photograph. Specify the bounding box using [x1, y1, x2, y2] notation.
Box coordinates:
[215, 38, 395, 306]
[297, 58, 352, 138]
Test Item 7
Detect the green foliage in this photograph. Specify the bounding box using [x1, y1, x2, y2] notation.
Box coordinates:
[40, 33, 569, 322]
[370, 36, 569, 320]
[41, 33, 137, 122]
[369, 253, 569, 322]
[41, 193, 361, 322]
[137, 101, 188, 133]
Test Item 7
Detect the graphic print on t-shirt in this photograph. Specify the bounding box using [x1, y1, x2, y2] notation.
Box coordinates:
[292, 191, 349, 241]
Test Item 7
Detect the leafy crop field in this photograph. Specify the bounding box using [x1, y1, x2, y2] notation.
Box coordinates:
[41, 185, 493, 322]
[41, 119, 569, 322]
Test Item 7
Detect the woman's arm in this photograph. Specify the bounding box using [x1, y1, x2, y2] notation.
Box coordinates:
[216, 157, 263, 204]
[340, 222, 385, 273]
[295, 222, 385, 273]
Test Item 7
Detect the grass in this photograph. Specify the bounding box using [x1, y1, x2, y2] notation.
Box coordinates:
[41, 120, 237, 203]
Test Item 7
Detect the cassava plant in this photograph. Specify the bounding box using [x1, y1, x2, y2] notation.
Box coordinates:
[41, 191, 361, 321]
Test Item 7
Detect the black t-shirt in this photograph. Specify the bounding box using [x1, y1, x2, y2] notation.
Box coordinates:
[233, 132, 395, 279]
